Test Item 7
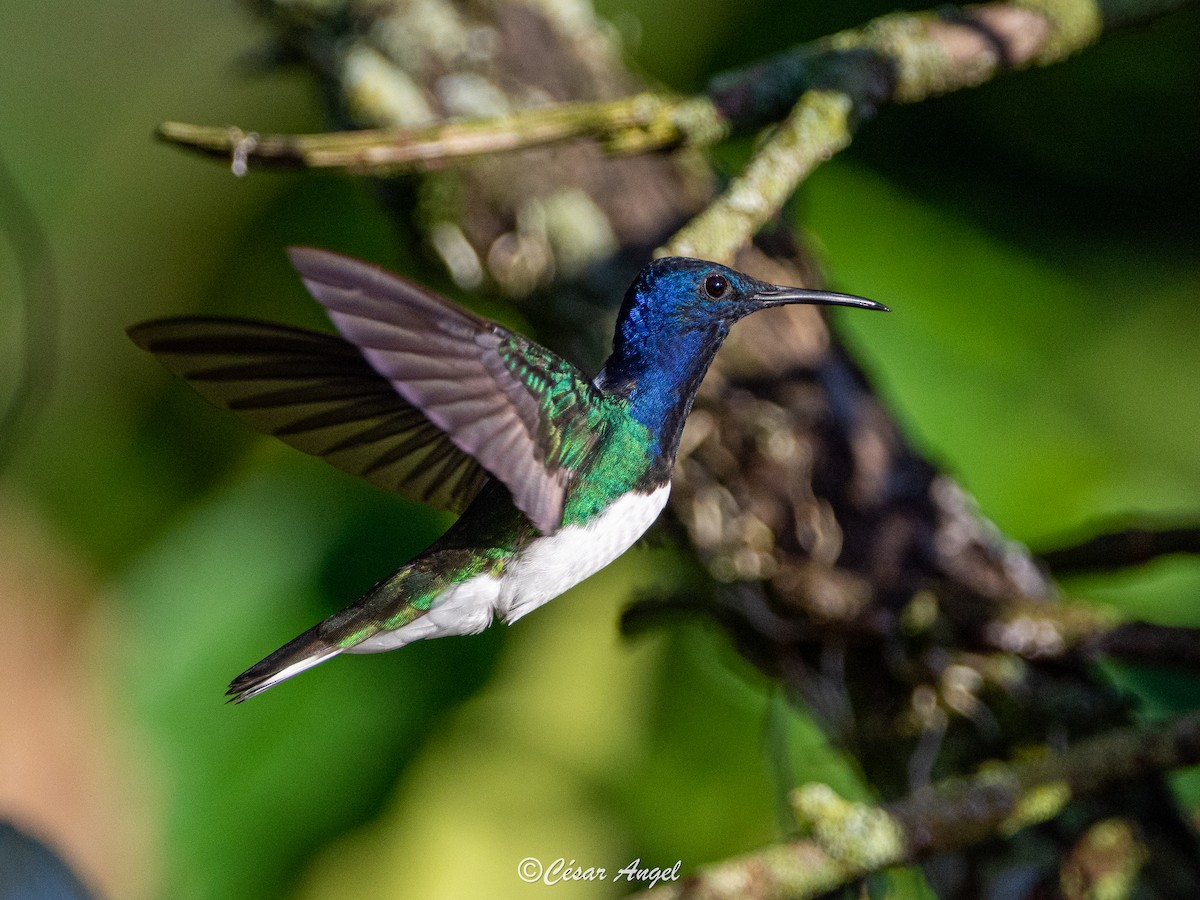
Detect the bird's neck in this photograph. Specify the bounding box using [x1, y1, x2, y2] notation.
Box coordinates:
[595, 320, 728, 465]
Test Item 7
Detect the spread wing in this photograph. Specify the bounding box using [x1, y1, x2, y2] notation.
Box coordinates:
[287, 247, 604, 534]
[128, 317, 491, 514]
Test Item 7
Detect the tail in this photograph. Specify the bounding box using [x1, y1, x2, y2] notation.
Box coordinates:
[226, 626, 343, 703]
[226, 563, 439, 702]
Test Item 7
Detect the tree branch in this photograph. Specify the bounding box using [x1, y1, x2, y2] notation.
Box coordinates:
[981, 598, 1200, 671]
[637, 711, 1200, 900]
[157, 93, 724, 176]
[660, 91, 852, 263]
[157, 0, 1199, 188]
[662, 0, 1198, 261]
[1038, 524, 1200, 575]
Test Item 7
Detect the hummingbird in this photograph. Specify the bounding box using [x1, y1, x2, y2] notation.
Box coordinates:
[130, 249, 887, 701]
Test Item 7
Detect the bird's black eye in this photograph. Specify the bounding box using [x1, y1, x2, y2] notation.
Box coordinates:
[703, 273, 729, 299]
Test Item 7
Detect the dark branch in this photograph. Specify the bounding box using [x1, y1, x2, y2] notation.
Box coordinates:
[1038, 524, 1200, 575]
[1089, 622, 1200, 670]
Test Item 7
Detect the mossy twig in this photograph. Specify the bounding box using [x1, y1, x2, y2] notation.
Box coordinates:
[158, 93, 724, 176]
[160, 0, 1196, 186]
[636, 711, 1200, 899]
[659, 91, 852, 264]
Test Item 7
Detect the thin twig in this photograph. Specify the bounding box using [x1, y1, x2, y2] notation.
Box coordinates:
[1038, 525, 1200, 574]
[158, 93, 725, 176]
[1089, 622, 1200, 670]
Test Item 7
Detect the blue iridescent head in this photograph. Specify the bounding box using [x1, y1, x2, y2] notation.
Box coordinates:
[596, 258, 886, 456]
[602, 257, 885, 389]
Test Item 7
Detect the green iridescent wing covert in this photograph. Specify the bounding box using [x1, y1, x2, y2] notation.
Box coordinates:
[128, 317, 492, 514]
[288, 247, 606, 534]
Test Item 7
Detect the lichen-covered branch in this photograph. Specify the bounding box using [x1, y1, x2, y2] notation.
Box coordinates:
[158, 0, 1199, 184]
[662, 0, 1198, 261]
[659, 91, 851, 263]
[637, 712, 1200, 900]
[978, 596, 1200, 670]
[157, 93, 725, 176]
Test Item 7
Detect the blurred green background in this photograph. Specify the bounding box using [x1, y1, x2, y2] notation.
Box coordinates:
[0, 1, 1198, 898]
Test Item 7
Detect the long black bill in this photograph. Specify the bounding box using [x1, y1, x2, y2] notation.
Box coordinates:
[752, 285, 890, 312]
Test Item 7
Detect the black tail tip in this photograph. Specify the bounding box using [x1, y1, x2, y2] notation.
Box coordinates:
[224, 658, 278, 704]
[222, 633, 341, 704]
[224, 685, 250, 704]
[225, 678, 256, 704]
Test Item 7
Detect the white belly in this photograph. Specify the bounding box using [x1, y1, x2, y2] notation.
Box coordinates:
[350, 485, 669, 652]
[497, 484, 670, 623]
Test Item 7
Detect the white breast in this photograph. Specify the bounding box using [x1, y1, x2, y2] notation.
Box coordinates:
[497, 484, 670, 624]
[348, 485, 670, 653]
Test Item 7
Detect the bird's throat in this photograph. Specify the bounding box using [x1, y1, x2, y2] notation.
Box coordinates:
[596, 321, 726, 467]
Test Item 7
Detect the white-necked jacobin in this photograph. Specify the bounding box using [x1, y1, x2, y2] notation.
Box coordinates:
[130, 250, 887, 700]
